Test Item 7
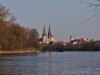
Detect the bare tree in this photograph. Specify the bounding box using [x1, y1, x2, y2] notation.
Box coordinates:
[0, 4, 40, 51]
[0, 4, 16, 50]
[27, 28, 39, 49]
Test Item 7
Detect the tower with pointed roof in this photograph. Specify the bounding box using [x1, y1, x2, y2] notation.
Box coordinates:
[42, 26, 46, 38]
[48, 25, 52, 38]
[42, 26, 48, 42]
[48, 25, 54, 42]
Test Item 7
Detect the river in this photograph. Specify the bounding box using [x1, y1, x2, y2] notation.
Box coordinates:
[0, 52, 100, 75]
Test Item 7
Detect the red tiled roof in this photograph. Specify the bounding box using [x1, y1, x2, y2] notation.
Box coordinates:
[72, 38, 86, 44]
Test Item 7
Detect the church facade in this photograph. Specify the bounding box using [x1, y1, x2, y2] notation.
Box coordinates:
[38, 25, 54, 44]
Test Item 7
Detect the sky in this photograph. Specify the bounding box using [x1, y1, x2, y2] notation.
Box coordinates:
[0, 0, 100, 42]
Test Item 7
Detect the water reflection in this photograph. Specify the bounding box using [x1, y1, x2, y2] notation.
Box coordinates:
[0, 52, 100, 75]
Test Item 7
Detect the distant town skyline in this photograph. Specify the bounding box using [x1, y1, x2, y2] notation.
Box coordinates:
[1, 0, 100, 41]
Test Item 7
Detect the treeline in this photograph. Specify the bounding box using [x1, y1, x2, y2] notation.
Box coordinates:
[80, 41, 100, 51]
[42, 42, 75, 52]
[0, 4, 39, 51]
[42, 41, 100, 52]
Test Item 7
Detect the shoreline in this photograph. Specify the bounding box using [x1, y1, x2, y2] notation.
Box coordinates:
[0, 50, 41, 54]
[0, 50, 98, 54]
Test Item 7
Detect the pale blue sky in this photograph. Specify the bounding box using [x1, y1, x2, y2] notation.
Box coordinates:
[0, 0, 100, 41]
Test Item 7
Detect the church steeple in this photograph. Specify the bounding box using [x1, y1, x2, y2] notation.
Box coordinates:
[48, 25, 52, 38]
[42, 25, 46, 38]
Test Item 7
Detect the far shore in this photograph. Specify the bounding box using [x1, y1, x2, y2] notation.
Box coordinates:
[0, 50, 41, 54]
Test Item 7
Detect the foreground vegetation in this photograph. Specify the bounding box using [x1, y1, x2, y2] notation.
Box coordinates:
[0, 4, 40, 51]
[42, 41, 100, 52]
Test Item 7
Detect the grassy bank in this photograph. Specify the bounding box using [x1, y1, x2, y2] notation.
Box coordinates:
[0, 50, 41, 53]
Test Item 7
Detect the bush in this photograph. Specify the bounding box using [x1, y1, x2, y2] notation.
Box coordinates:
[80, 41, 100, 51]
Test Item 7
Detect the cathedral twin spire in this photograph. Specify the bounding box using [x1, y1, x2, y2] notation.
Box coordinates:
[42, 25, 53, 38]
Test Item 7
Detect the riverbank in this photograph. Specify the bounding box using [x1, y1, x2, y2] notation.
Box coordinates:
[0, 50, 41, 53]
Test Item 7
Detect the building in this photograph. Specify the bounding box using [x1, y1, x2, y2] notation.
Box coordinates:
[55, 41, 68, 46]
[38, 25, 54, 45]
[70, 35, 86, 45]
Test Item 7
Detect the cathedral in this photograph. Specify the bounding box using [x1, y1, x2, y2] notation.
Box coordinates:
[38, 25, 54, 44]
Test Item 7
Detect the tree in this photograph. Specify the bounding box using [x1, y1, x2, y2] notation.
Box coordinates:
[0, 4, 15, 50]
[27, 28, 39, 49]
[80, 41, 100, 51]
[0, 4, 40, 51]
[1, 23, 27, 50]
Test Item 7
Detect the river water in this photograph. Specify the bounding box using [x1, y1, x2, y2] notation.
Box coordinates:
[0, 52, 100, 75]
